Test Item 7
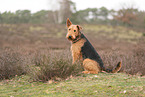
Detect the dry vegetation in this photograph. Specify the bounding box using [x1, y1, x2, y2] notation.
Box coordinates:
[0, 24, 145, 81]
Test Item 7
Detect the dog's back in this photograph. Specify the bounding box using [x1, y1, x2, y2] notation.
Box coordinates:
[80, 34, 105, 70]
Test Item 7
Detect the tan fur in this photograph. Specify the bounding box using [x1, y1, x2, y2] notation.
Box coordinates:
[66, 25, 81, 41]
[71, 38, 86, 64]
[66, 18, 121, 74]
[83, 59, 101, 74]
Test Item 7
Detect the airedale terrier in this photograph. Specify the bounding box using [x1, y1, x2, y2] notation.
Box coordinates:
[66, 18, 121, 74]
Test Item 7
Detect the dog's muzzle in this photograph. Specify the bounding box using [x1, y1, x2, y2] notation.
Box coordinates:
[68, 36, 72, 39]
[67, 35, 74, 40]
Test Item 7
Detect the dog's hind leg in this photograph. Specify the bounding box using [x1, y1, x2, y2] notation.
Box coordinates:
[82, 58, 100, 74]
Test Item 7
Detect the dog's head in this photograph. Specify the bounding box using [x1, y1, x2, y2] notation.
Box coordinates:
[66, 18, 82, 41]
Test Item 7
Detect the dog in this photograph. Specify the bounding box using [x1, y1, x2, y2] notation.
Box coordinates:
[66, 18, 121, 74]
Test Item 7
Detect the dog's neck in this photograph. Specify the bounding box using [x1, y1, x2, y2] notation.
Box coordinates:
[72, 32, 82, 44]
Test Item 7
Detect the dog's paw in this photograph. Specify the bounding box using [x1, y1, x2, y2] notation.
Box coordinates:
[82, 71, 90, 74]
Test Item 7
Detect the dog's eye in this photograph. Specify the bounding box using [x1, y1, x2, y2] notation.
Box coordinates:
[74, 30, 76, 32]
[69, 29, 71, 31]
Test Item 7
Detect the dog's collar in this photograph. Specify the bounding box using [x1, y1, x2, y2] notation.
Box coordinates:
[72, 32, 82, 44]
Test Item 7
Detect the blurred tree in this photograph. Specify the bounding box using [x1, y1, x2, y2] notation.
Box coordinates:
[16, 10, 31, 23]
[0, 3, 144, 30]
[58, 0, 70, 23]
[130, 11, 145, 29]
[71, 7, 110, 24]
[98, 7, 109, 24]
[114, 5, 138, 26]
[31, 10, 49, 23]
[72, 9, 89, 23]
[0, 11, 15, 23]
[48, 0, 75, 24]
[0, 13, 2, 23]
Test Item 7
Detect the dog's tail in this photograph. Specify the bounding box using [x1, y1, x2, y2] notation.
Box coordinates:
[103, 62, 122, 73]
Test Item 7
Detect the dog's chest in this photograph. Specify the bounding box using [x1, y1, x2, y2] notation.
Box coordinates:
[71, 39, 86, 55]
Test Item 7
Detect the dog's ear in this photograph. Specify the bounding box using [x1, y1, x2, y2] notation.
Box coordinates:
[66, 18, 72, 28]
[77, 25, 82, 31]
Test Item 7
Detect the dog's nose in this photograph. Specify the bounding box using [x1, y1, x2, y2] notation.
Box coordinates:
[69, 36, 72, 39]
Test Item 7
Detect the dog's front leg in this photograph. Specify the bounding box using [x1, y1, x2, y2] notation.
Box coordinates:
[72, 52, 78, 64]
[72, 51, 82, 64]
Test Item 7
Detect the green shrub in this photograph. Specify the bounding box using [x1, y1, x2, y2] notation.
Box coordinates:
[101, 48, 145, 76]
[29, 50, 83, 82]
[122, 48, 145, 75]
[0, 48, 29, 80]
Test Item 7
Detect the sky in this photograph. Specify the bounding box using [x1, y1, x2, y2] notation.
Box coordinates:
[0, 0, 145, 13]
